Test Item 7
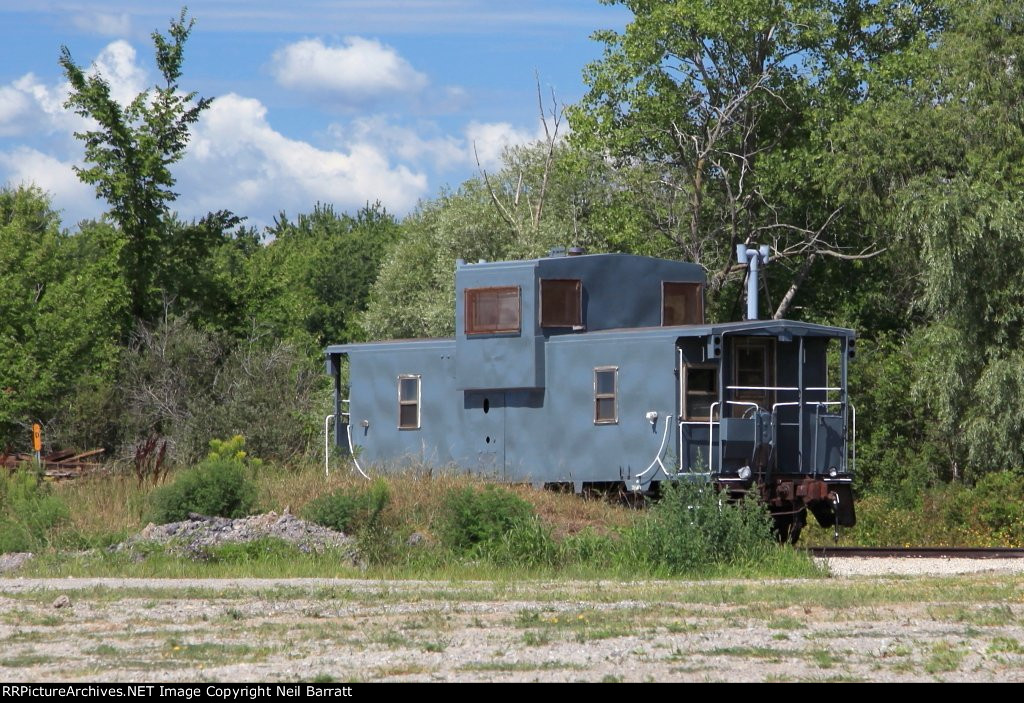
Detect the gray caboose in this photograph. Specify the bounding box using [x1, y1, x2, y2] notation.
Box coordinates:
[326, 249, 856, 540]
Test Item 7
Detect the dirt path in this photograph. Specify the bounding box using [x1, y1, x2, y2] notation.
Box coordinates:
[2, 564, 1023, 682]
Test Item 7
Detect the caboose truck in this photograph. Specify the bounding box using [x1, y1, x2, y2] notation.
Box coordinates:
[326, 247, 856, 542]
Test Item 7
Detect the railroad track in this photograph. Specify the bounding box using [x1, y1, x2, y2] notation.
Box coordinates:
[807, 546, 1024, 559]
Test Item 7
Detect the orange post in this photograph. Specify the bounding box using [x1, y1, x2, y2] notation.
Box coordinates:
[32, 423, 41, 466]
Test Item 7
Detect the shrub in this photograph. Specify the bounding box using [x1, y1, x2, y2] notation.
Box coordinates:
[436, 485, 534, 553]
[147, 437, 259, 523]
[947, 470, 1024, 542]
[621, 481, 776, 575]
[477, 515, 560, 568]
[202, 537, 303, 564]
[560, 528, 618, 571]
[117, 317, 325, 465]
[303, 478, 391, 535]
[0, 469, 69, 552]
[303, 479, 399, 565]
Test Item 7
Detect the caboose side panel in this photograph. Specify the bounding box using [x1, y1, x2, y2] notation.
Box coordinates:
[339, 331, 683, 486]
[502, 331, 681, 486]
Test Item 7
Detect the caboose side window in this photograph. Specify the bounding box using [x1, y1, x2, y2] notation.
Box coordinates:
[540, 279, 583, 329]
[398, 375, 421, 429]
[662, 282, 704, 325]
[683, 365, 718, 420]
[594, 367, 618, 424]
[465, 286, 521, 335]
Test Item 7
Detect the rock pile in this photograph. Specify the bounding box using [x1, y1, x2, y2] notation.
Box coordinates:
[0, 552, 34, 573]
[114, 511, 358, 560]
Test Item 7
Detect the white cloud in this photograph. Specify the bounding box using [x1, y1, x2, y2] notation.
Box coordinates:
[0, 39, 149, 140]
[0, 86, 33, 136]
[0, 33, 549, 226]
[465, 120, 545, 169]
[90, 40, 148, 105]
[331, 117, 467, 172]
[0, 73, 72, 137]
[327, 115, 550, 176]
[70, 12, 132, 37]
[0, 147, 99, 223]
[179, 94, 429, 219]
[270, 37, 429, 104]
[13, 73, 67, 119]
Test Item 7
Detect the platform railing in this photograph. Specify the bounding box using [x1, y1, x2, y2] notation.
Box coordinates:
[677, 385, 854, 477]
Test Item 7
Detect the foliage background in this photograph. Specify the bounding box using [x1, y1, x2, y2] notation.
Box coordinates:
[2, 1, 1024, 520]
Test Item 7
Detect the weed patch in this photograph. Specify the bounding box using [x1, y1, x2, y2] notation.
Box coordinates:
[925, 641, 965, 674]
[437, 485, 534, 553]
[148, 438, 259, 523]
[0, 470, 69, 552]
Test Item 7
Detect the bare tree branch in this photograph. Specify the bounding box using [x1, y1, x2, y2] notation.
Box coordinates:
[474, 141, 517, 232]
[533, 74, 563, 228]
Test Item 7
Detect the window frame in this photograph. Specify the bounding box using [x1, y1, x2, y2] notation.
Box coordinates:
[681, 363, 719, 421]
[539, 278, 583, 329]
[661, 281, 705, 326]
[397, 374, 421, 430]
[464, 286, 521, 336]
[593, 366, 619, 425]
[731, 337, 776, 416]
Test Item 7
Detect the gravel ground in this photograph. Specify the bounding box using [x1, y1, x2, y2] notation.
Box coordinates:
[823, 557, 1024, 577]
[1, 559, 1023, 682]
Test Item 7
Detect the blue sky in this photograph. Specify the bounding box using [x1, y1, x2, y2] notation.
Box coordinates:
[0, 1, 629, 229]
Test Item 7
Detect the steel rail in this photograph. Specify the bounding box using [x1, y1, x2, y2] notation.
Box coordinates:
[807, 546, 1024, 559]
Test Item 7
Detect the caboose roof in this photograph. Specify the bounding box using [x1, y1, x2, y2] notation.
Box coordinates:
[325, 318, 853, 357]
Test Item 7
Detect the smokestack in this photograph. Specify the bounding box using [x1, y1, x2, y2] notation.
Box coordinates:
[736, 244, 771, 320]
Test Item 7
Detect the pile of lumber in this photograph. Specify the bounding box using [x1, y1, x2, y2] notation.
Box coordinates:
[0, 448, 105, 480]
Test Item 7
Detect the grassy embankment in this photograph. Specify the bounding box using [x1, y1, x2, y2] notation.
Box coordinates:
[5, 456, 816, 580]
[4, 452, 1022, 577]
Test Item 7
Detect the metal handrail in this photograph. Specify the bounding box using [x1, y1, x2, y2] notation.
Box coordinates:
[678, 393, 856, 477]
[725, 401, 763, 411]
[850, 402, 857, 477]
[324, 414, 334, 477]
[726, 385, 841, 392]
[703, 401, 720, 474]
[720, 401, 761, 474]
[728, 385, 799, 391]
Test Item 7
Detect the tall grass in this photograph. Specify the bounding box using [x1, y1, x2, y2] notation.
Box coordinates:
[31, 459, 819, 578]
[0, 469, 69, 552]
[804, 470, 1024, 547]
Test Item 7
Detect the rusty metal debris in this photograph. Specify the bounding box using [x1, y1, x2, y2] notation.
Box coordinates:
[0, 448, 105, 480]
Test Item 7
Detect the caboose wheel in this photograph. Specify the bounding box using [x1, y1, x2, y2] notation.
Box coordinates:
[772, 507, 808, 544]
[789, 508, 807, 545]
[772, 513, 793, 543]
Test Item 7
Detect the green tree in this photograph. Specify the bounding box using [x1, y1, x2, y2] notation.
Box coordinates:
[159, 210, 256, 334]
[0, 187, 126, 448]
[59, 8, 214, 324]
[569, 0, 936, 318]
[244, 202, 401, 348]
[824, 0, 1024, 480]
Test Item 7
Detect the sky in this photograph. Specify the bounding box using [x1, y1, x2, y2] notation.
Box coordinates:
[0, 1, 630, 230]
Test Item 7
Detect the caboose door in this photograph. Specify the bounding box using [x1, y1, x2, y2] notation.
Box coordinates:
[731, 337, 776, 415]
[462, 391, 505, 478]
